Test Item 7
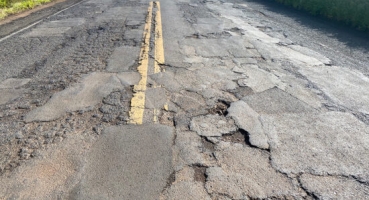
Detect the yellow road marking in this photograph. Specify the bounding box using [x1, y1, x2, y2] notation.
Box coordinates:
[129, 2, 153, 125]
[153, 1, 165, 123]
[154, 1, 165, 73]
[153, 109, 159, 123]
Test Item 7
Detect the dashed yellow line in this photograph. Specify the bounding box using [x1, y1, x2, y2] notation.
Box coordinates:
[154, 1, 165, 73]
[129, 2, 154, 125]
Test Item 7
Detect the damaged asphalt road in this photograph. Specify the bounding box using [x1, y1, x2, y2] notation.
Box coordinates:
[0, 0, 369, 199]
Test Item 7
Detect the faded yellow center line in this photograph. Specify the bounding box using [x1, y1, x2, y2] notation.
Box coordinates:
[154, 1, 165, 73]
[129, 2, 153, 125]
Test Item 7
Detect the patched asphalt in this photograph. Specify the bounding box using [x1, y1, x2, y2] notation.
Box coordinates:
[0, 0, 369, 199]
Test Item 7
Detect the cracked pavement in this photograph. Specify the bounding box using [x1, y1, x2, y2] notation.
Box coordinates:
[0, 0, 369, 199]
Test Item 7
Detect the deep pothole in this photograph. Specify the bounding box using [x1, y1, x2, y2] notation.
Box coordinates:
[208, 100, 230, 116]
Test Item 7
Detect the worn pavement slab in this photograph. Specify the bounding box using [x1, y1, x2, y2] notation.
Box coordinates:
[72, 124, 174, 200]
[262, 112, 369, 182]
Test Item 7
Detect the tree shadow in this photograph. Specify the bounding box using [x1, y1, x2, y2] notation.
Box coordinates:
[242, 0, 369, 53]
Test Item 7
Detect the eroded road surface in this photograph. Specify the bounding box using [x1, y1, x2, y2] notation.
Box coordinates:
[1, 0, 369, 199]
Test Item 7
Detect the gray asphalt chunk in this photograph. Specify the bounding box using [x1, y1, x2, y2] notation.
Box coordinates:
[190, 115, 237, 137]
[116, 72, 140, 86]
[235, 64, 286, 93]
[171, 90, 206, 112]
[300, 174, 369, 199]
[262, 112, 369, 182]
[73, 124, 174, 200]
[107, 46, 140, 72]
[24, 72, 125, 122]
[242, 87, 315, 114]
[173, 131, 215, 170]
[227, 101, 269, 149]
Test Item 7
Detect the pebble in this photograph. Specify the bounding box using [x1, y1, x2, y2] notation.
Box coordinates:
[15, 132, 23, 139]
[217, 120, 226, 125]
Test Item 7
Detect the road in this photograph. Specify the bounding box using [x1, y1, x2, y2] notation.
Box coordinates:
[0, 0, 369, 199]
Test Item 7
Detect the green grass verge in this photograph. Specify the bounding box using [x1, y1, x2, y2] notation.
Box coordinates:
[0, 0, 51, 19]
[274, 0, 369, 31]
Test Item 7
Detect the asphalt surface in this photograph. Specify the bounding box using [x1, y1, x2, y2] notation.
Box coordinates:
[0, 0, 369, 199]
[240, 0, 369, 74]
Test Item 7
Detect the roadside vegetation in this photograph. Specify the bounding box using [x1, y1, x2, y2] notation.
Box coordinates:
[0, 0, 51, 19]
[274, 0, 369, 31]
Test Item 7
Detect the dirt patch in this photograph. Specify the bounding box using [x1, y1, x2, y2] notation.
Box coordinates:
[222, 131, 246, 144]
[208, 100, 230, 116]
[160, 111, 175, 126]
[193, 166, 207, 183]
[201, 137, 215, 152]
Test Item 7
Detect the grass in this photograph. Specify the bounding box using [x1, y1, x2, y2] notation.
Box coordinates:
[0, 0, 51, 19]
[274, 0, 369, 32]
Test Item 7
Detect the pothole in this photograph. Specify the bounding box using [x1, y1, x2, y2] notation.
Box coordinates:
[159, 111, 175, 126]
[193, 165, 207, 183]
[201, 136, 215, 152]
[208, 100, 230, 116]
[99, 87, 133, 124]
[0, 107, 102, 175]
[222, 130, 246, 144]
